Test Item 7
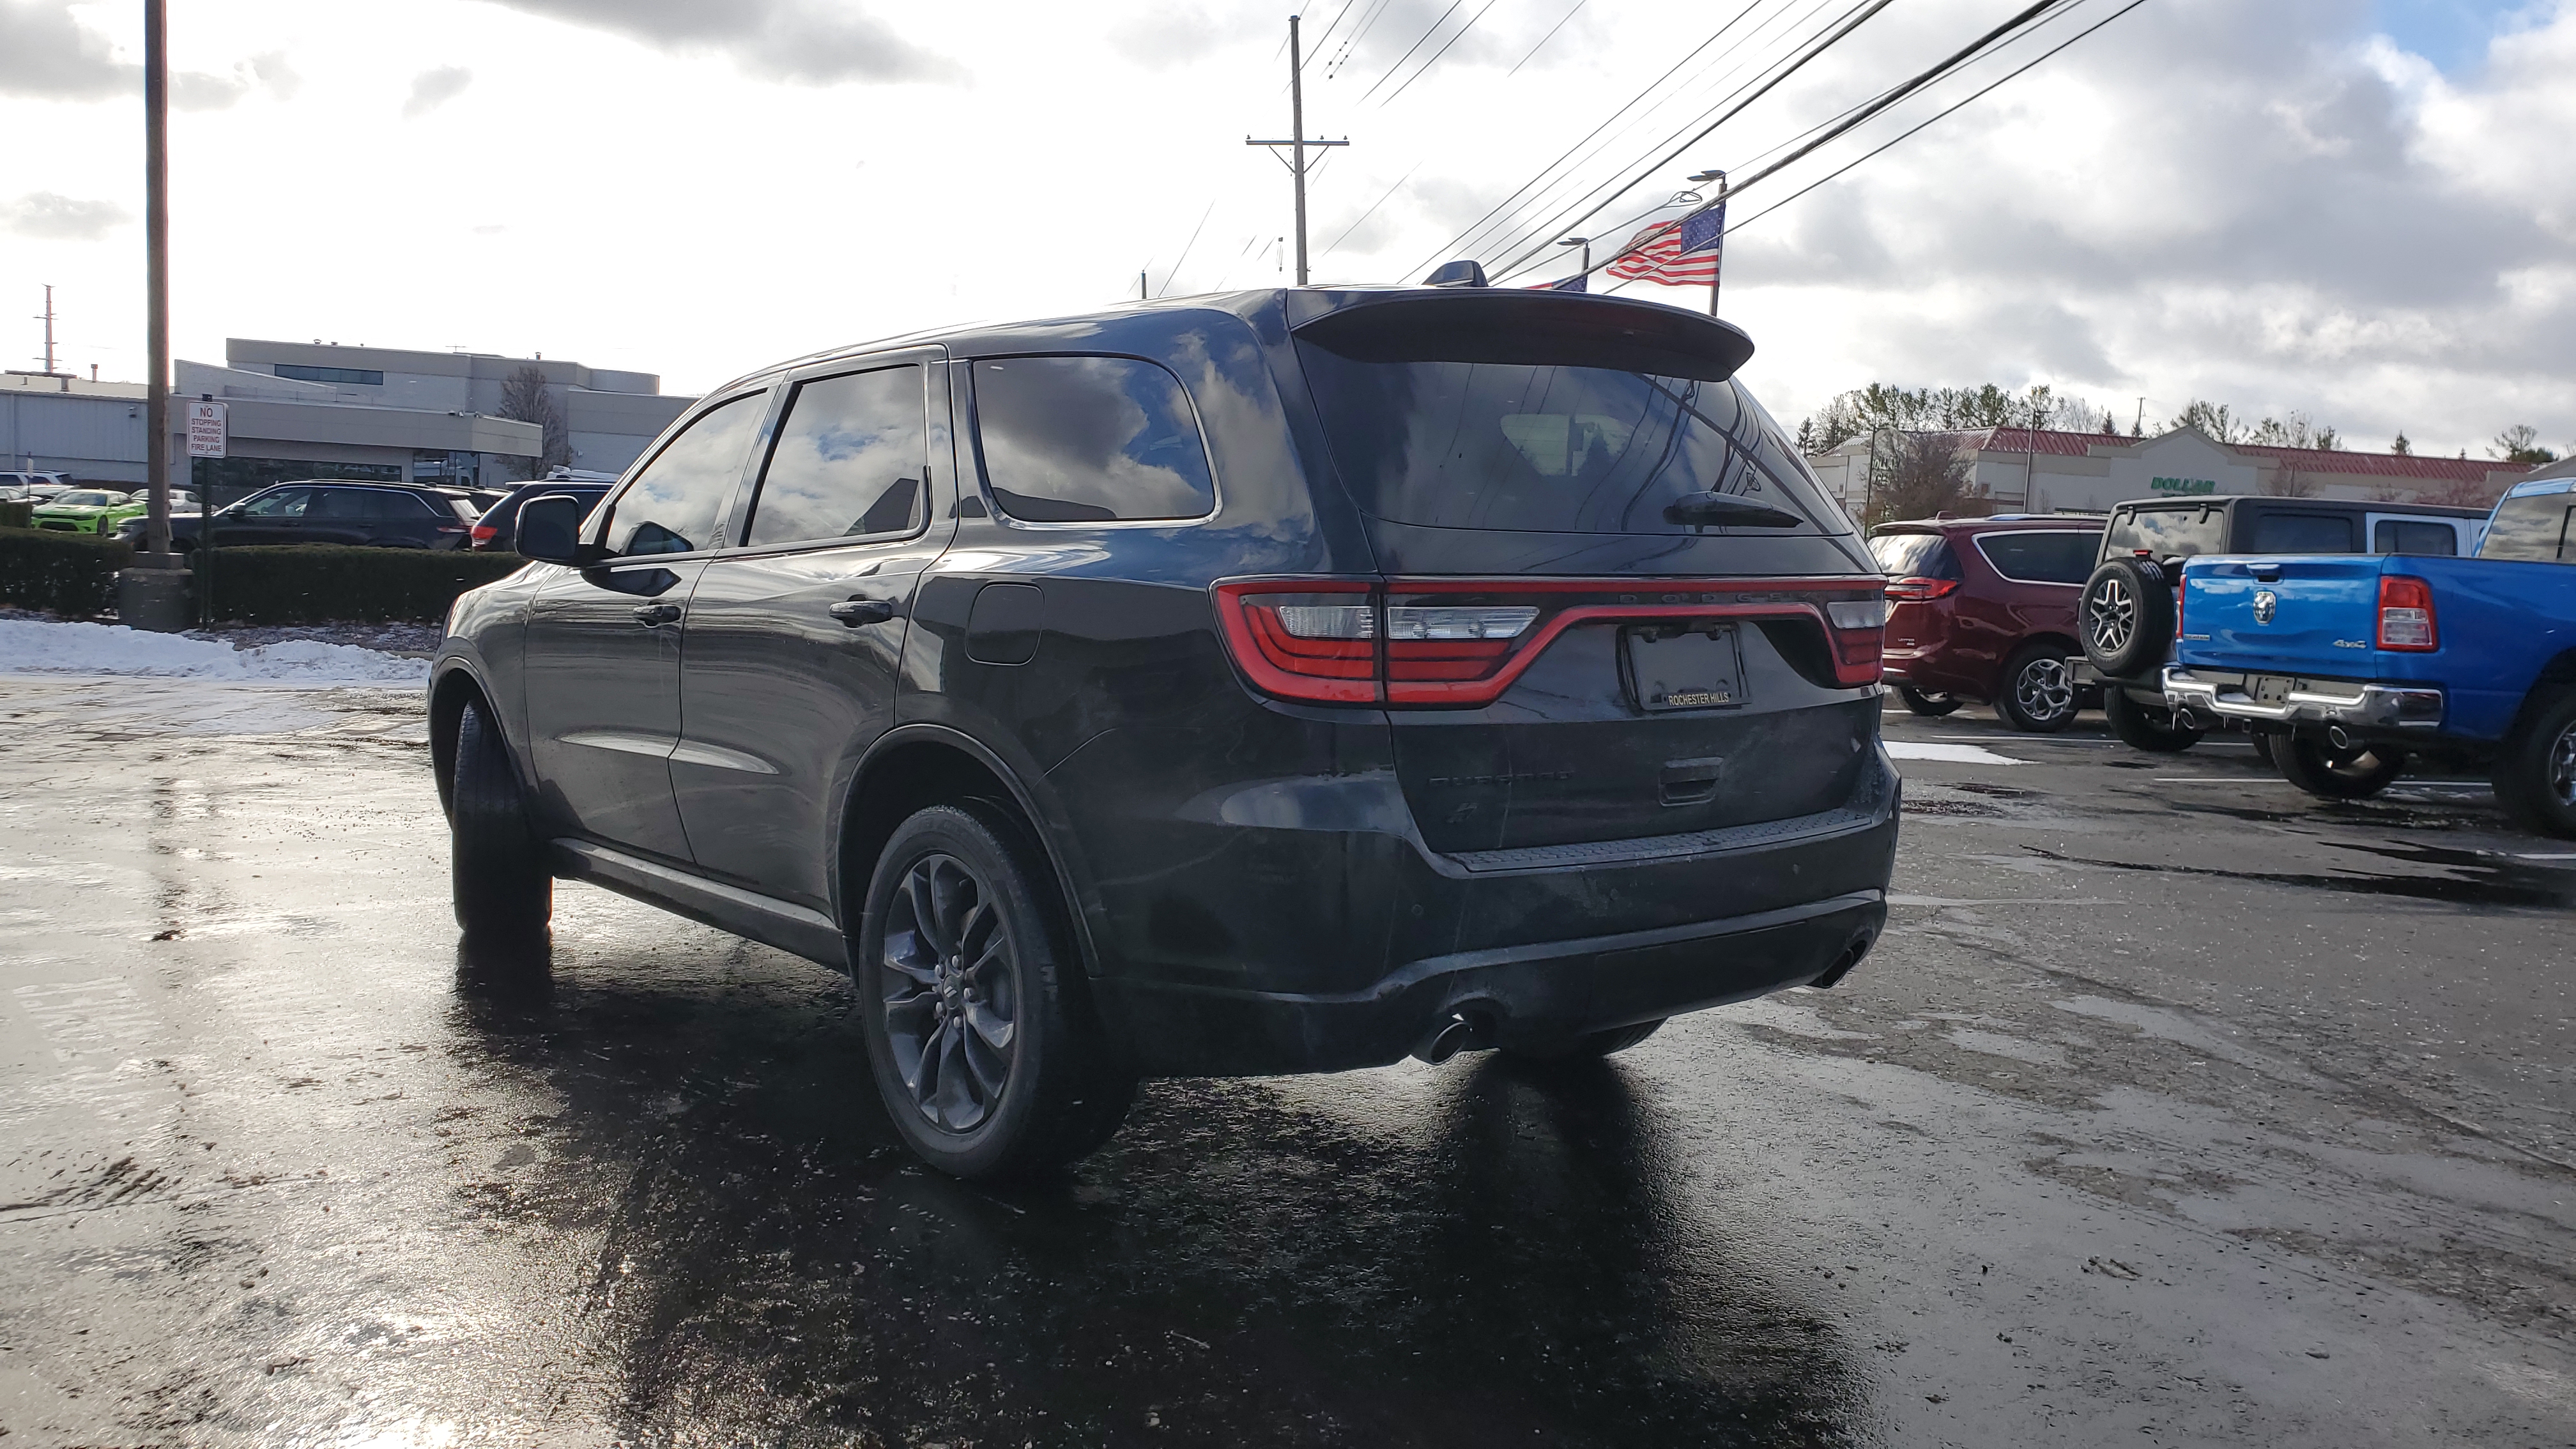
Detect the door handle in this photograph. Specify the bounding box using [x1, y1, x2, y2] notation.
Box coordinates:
[632, 603, 682, 626]
[829, 597, 897, 627]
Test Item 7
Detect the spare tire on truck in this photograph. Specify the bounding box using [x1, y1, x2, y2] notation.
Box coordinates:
[2082, 556, 2175, 678]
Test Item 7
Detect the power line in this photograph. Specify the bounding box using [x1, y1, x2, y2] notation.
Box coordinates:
[1319, 162, 1423, 258]
[1156, 199, 1220, 297]
[1724, 0, 2148, 236]
[1358, 0, 1473, 103]
[1508, 0, 1590, 75]
[1378, 0, 1505, 107]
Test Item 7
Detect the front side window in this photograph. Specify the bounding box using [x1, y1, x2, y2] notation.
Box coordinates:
[974, 356, 1216, 523]
[604, 392, 766, 556]
[1976, 530, 2101, 584]
[240, 487, 311, 519]
[746, 366, 926, 546]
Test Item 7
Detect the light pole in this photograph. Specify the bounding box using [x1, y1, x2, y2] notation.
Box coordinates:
[1557, 235, 1590, 276]
[1688, 169, 1727, 317]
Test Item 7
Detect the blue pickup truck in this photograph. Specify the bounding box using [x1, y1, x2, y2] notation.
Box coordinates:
[2161, 472, 2576, 836]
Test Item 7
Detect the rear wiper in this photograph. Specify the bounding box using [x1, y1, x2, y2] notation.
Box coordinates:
[1664, 491, 1803, 528]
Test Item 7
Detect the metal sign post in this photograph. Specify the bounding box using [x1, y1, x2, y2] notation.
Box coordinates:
[185, 398, 225, 625]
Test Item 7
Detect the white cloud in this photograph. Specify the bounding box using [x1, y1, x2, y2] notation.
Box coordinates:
[4, 191, 130, 240]
[402, 65, 472, 118]
[481, 0, 963, 84]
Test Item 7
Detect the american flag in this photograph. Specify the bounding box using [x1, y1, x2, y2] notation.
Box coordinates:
[1604, 203, 1725, 286]
[1523, 273, 1587, 293]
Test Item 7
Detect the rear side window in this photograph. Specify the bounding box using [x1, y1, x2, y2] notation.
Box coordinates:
[2481, 490, 2575, 562]
[1295, 348, 1844, 535]
[972, 356, 1216, 523]
[1869, 532, 1957, 579]
[307, 489, 369, 520]
[747, 365, 926, 546]
[2103, 505, 2223, 559]
[1975, 530, 2099, 584]
[605, 392, 766, 556]
[2248, 511, 2357, 553]
[2373, 519, 2457, 556]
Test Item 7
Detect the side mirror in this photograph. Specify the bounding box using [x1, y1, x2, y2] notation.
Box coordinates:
[514, 493, 588, 564]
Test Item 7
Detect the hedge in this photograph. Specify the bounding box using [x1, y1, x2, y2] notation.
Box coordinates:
[0, 527, 133, 617]
[0, 502, 30, 530]
[194, 545, 528, 624]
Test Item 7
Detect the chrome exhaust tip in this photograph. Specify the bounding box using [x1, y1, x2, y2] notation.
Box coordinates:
[1413, 1012, 1479, 1065]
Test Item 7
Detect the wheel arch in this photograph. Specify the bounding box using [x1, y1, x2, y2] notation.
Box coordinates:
[836, 724, 1102, 981]
[427, 662, 489, 820]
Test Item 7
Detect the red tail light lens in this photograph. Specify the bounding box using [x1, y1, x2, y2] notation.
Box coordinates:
[1213, 578, 1885, 705]
[2377, 574, 2437, 651]
[470, 524, 498, 545]
[1882, 576, 1959, 602]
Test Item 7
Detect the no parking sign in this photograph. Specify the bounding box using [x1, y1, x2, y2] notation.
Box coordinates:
[185, 399, 227, 458]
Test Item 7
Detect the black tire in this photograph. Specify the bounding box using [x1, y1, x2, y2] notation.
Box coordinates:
[2492, 687, 2576, 839]
[2249, 730, 2277, 767]
[1503, 1018, 1665, 1064]
[2274, 736, 2406, 799]
[2080, 557, 2175, 677]
[450, 700, 552, 939]
[855, 802, 1135, 1181]
[1994, 643, 2081, 733]
[2103, 687, 2203, 753]
[1898, 687, 1962, 717]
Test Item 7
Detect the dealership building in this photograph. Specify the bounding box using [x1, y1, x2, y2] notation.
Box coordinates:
[3, 341, 695, 502]
[1804, 425, 2534, 517]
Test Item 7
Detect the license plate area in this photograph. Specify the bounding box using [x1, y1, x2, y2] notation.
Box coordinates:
[1621, 623, 1746, 712]
[2251, 674, 2295, 705]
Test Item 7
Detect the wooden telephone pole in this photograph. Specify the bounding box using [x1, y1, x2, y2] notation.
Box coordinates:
[1245, 15, 1348, 286]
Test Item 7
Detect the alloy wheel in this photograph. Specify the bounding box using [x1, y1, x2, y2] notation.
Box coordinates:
[2552, 721, 2576, 808]
[880, 853, 1018, 1133]
[2085, 578, 2134, 656]
[2015, 656, 2076, 723]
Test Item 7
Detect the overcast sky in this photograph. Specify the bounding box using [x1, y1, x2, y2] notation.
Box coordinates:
[1, 0, 2567, 457]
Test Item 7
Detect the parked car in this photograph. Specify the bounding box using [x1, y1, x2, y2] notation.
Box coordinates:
[433, 286, 1900, 1179]
[2163, 475, 2576, 831]
[1871, 514, 2106, 731]
[469, 480, 611, 551]
[92, 489, 199, 535]
[0, 471, 71, 501]
[119, 480, 479, 550]
[2076, 495, 2488, 752]
[29, 489, 132, 533]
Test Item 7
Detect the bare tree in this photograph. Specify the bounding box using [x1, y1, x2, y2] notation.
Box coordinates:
[2260, 456, 2317, 498]
[496, 365, 571, 480]
[2492, 424, 2560, 465]
[2366, 480, 2416, 503]
[1868, 432, 1986, 525]
[2426, 474, 2510, 509]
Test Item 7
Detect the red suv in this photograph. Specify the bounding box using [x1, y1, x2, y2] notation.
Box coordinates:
[1870, 516, 2106, 732]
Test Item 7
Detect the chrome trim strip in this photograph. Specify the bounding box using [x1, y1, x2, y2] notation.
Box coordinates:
[557, 730, 676, 760]
[2162, 666, 2445, 730]
[668, 739, 780, 775]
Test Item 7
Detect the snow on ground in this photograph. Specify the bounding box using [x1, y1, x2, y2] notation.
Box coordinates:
[1885, 740, 2025, 765]
[0, 619, 426, 686]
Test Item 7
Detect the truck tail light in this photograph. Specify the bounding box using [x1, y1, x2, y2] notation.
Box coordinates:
[1883, 576, 1959, 602]
[2378, 574, 2437, 651]
[1213, 578, 1885, 706]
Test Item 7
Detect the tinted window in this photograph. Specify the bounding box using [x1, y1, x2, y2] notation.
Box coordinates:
[747, 366, 926, 546]
[307, 489, 371, 519]
[240, 487, 310, 519]
[2374, 519, 2457, 556]
[1976, 530, 2101, 584]
[2103, 505, 2223, 560]
[974, 356, 1215, 522]
[1869, 532, 1958, 578]
[2248, 512, 2357, 553]
[2480, 489, 2574, 562]
[1297, 347, 1842, 535]
[604, 393, 765, 556]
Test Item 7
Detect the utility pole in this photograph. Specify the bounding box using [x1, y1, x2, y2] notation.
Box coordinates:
[143, 0, 173, 568]
[1138, 270, 1148, 300]
[1246, 15, 1348, 286]
[34, 285, 57, 374]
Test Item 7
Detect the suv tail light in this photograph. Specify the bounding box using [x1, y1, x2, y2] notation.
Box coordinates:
[1883, 576, 1959, 602]
[1213, 578, 1883, 706]
[470, 523, 499, 546]
[2377, 574, 2437, 651]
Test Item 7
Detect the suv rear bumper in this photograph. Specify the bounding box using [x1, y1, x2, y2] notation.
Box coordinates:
[2162, 666, 2446, 733]
[1094, 889, 1885, 1076]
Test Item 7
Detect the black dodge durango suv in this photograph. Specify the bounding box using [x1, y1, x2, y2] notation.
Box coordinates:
[431, 285, 1899, 1179]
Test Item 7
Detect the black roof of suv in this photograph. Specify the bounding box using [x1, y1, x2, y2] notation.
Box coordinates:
[432, 285, 1899, 1178]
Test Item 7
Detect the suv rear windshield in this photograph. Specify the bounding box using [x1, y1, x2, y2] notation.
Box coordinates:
[2481, 484, 2574, 562]
[1869, 532, 1958, 579]
[1294, 347, 1848, 537]
[2103, 504, 2223, 560]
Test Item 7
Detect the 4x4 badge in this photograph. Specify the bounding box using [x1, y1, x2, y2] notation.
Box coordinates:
[2252, 588, 2278, 625]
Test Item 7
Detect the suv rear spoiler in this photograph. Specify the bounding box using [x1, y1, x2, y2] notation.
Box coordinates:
[1286, 289, 1756, 382]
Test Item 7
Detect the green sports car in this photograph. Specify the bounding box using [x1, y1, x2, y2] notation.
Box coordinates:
[29, 489, 132, 534]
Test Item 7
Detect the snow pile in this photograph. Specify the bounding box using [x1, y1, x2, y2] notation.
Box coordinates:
[0, 618, 427, 686]
[1885, 740, 2025, 766]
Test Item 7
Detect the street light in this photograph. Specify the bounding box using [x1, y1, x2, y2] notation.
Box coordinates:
[1556, 235, 1590, 273]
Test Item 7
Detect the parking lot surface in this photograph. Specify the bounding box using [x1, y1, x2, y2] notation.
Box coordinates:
[1, 675, 2569, 1447]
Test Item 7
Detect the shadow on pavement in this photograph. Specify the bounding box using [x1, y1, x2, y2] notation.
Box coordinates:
[448, 933, 1864, 1447]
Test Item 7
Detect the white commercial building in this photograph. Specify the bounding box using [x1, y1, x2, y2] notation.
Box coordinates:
[1805, 426, 2533, 518]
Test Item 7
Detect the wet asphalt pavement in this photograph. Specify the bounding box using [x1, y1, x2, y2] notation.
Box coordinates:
[2, 675, 2570, 1448]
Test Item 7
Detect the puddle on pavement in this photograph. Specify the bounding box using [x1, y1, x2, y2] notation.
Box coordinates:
[2021, 845, 2576, 909]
